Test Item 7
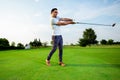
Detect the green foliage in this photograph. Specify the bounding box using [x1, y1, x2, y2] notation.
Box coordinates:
[30, 38, 42, 48]
[100, 39, 107, 45]
[100, 39, 114, 45]
[17, 43, 25, 49]
[0, 38, 10, 50]
[83, 28, 97, 41]
[78, 38, 88, 47]
[0, 38, 25, 50]
[107, 39, 114, 45]
[0, 38, 9, 47]
[78, 28, 98, 47]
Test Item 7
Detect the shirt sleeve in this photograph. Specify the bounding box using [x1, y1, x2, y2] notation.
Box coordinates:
[51, 16, 60, 25]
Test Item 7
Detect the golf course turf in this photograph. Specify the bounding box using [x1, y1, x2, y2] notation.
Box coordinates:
[0, 46, 120, 80]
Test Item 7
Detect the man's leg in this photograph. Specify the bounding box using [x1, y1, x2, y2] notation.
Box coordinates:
[47, 45, 57, 61]
[47, 36, 58, 61]
[46, 36, 58, 66]
[58, 36, 65, 66]
[58, 36, 63, 62]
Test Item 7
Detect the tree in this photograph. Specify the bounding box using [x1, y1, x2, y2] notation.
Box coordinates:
[113, 41, 120, 45]
[11, 41, 15, 47]
[0, 38, 10, 50]
[100, 39, 107, 45]
[29, 38, 42, 48]
[78, 28, 97, 47]
[17, 43, 24, 49]
[0, 38, 9, 46]
[83, 28, 97, 44]
[10, 41, 16, 49]
[107, 39, 114, 45]
[70, 43, 75, 46]
[78, 38, 88, 47]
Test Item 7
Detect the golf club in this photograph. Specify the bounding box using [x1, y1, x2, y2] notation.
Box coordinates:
[75, 22, 116, 27]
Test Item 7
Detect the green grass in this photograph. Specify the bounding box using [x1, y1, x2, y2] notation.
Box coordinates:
[0, 46, 120, 80]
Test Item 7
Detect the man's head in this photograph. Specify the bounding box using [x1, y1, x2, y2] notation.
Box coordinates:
[51, 8, 58, 17]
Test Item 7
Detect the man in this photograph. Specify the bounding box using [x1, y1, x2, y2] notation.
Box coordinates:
[46, 8, 75, 66]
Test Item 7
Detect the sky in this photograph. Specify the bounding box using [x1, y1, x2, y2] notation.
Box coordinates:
[0, 0, 120, 45]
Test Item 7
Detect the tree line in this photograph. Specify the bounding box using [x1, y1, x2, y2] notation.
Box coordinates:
[78, 28, 120, 47]
[0, 28, 120, 50]
[0, 38, 44, 50]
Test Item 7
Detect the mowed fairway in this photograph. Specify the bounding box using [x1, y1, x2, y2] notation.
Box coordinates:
[0, 46, 120, 80]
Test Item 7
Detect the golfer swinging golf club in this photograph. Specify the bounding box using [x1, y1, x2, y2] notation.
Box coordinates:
[46, 8, 75, 66]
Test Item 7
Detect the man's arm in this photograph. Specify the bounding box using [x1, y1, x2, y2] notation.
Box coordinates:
[60, 18, 73, 21]
[52, 17, 75, 26]
[57, 21, 75, 26]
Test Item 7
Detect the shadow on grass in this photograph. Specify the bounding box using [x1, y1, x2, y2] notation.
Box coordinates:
[66, 64, 120, 68]
[39, 59, 120, 68]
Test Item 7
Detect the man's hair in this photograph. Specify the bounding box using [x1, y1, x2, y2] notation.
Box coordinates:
[51, 8, 57, 14]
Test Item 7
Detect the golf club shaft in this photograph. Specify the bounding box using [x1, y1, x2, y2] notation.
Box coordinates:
[75, 22, 113, 26]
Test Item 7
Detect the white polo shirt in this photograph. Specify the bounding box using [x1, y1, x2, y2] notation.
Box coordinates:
[51, 16, 62, 36]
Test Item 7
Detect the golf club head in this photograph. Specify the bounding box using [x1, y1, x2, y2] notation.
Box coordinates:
[112, 23, 116, 27]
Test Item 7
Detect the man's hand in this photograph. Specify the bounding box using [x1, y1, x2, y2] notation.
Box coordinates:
[69, 21, 76, 24]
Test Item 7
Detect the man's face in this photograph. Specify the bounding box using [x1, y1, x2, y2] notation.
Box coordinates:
[52, 10, 58, 17]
